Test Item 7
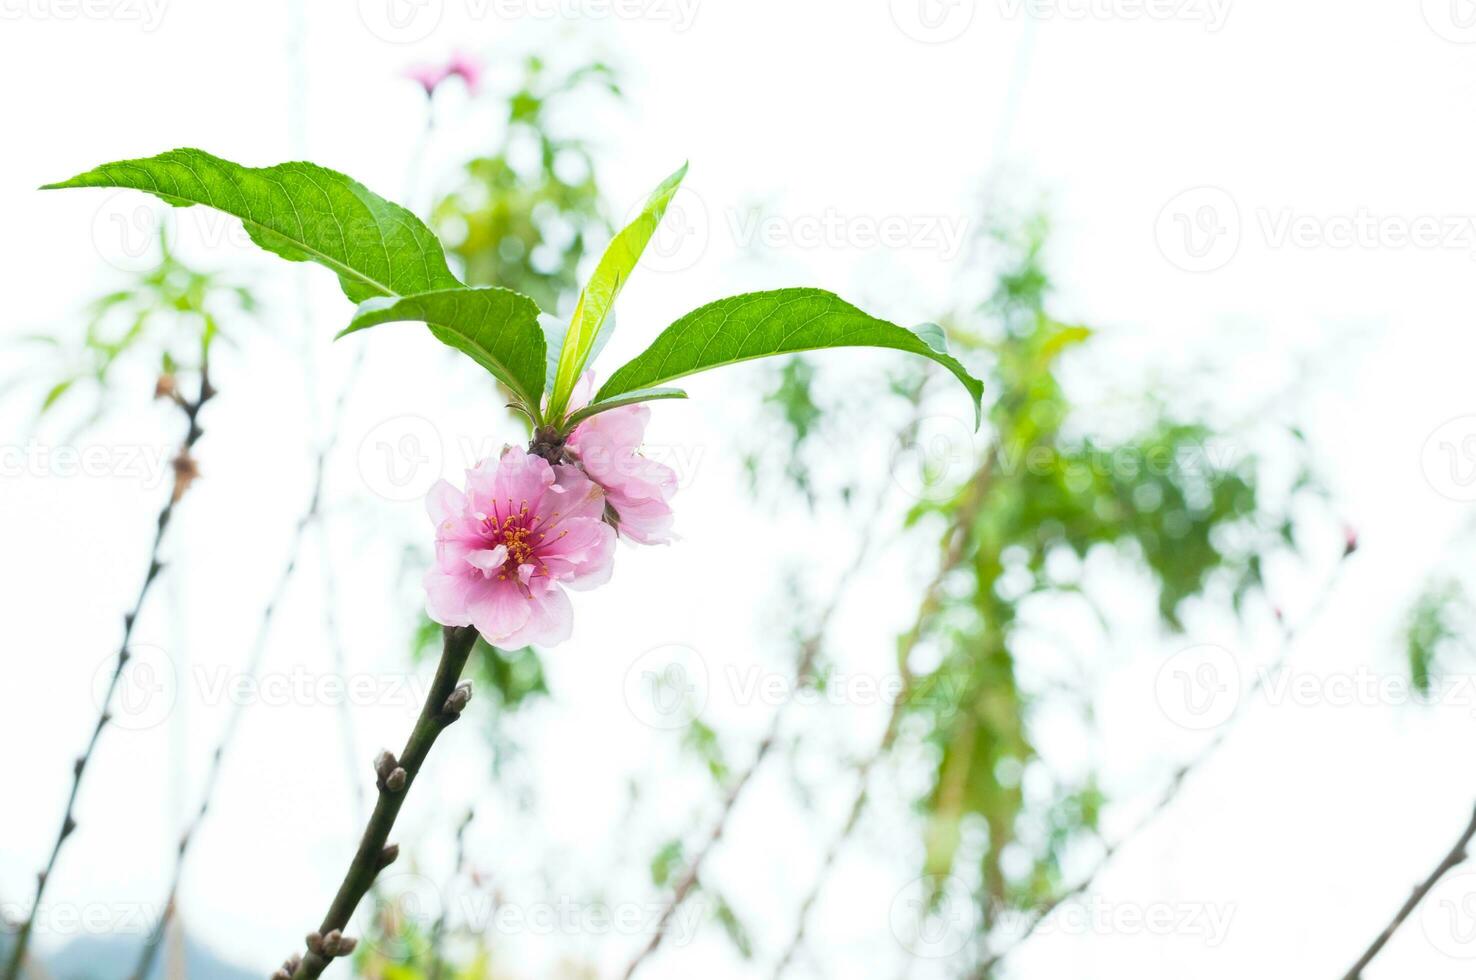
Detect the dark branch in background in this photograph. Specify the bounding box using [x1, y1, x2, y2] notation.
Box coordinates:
[279, 625, 480, 980]
[1339, 801, 1476, 980]
[620, 403, 933, 980]
[973, 546, 1355, 977]
[128, 350, 368, 980]
[127, 448, 334, 980]
[2, 367, 214, 980]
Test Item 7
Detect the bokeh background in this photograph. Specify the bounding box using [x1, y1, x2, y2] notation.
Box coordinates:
[4, 2, 1476, 979]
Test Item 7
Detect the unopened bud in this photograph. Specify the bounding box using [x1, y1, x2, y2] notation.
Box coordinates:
[386, 767, 407, 793]
[171, 452, 200, 504]
[442, 680, 473, 716]
[336, 936, 358, 956]
[154, 374, 177, 401]
[322, 930, 344, 956]
[373, 750, 398, 782]
[305, 932, 324, 955]
[378, 843, 400, 869]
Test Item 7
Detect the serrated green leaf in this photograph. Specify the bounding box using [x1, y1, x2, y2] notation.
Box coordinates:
[339, 287, 546, 412]
[564, 387, 687, 428]
[597, 289, 985, 427]
[546, 163, 687, 421]
[43, 148, 461, 304]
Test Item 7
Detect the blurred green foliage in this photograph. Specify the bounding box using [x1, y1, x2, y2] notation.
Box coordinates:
[753, 217, 1319, 935]
[9, 229, 255, 434]
[1402, 577, 1470, 696]
[431, 54, 619, 313]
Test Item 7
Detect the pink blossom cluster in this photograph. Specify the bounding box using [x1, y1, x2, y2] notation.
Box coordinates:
[423, 376, 678, 647]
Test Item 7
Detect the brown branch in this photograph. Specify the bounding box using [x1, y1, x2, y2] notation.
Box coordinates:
[2, 367, 213, 980]
[1339, 802, 1476, 979]
[274, 625, 481, 980]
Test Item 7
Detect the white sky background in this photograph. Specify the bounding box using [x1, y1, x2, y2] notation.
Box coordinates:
[3, 1, 1476, 978]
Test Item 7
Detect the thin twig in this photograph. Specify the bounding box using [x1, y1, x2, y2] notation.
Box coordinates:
[2, 368, 213, 980]
[767, 458, 997, 980]
[126, 454, 330, 980]
[619, 396, 939, 980]
[426, 808, 475, 980]
[618, 496, 891, 980]
[972, 546, 1355, 977]
[278, 625, 481, 980]
[127, 350, 368, 980]
[1339, 801, 1476, 980]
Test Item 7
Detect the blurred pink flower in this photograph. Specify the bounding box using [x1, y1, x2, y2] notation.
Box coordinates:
[404, 63, 448, 96]
[424, 447, 615, 647]
[444, 50, 482, 94]
[567, 375, 679, 545]
[403, 51, 481, 97]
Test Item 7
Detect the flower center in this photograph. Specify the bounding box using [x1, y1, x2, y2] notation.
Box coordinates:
[473, 500, 566, 584]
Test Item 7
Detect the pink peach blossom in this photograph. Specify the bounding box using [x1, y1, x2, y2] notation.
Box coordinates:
[424, 447, 615, 647]
[566, 375, 679, 545]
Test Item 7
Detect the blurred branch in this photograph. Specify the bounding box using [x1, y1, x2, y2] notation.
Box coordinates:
[621, 462, 908, 980]
[974, 543, 1355, 976]
[769, 457, 998, 979]
[426, 808, 475, 980]
[1338, 801, 1476, 980]
[2, 365, 213, 980]
[281, 625, 480, 980]
[127, 437, 337, 980]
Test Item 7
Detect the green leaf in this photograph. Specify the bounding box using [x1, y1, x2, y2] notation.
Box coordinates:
[338, 288, 546, 412]
[40, 379, 75, 415]
[540, 309, 619, 397]
[546, 162, 687, 420]
[43, 148, 460, 304]
[597, 289, 985, 427]
[564, 387, 688, 428]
